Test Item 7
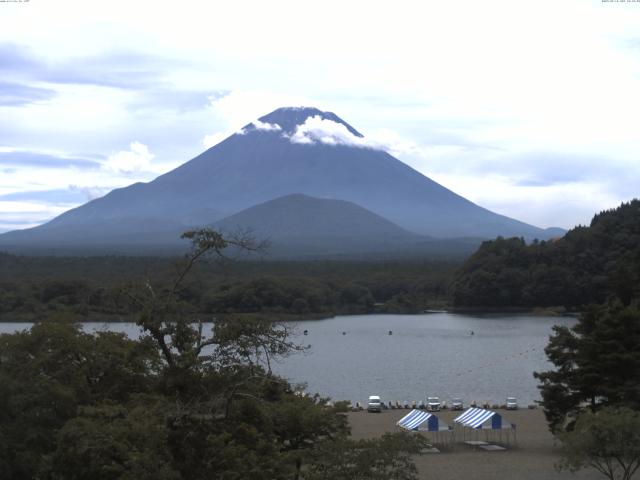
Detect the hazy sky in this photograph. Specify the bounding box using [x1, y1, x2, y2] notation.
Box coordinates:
[1, 0, 639, 233]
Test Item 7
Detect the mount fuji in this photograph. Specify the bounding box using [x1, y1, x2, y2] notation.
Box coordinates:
[0, 107, 562, 256]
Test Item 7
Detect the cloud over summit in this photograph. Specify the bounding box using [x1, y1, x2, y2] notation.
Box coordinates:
[251, 119, 282, 132]
[287, 115, 383, 150]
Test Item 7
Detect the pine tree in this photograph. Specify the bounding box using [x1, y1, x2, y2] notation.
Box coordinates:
[535, 299, 640, 433]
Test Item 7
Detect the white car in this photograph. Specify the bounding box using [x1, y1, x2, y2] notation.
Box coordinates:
[367, 395, 383, 412]
[426, 396, 441, 411]
[506, 397, 518, 410]
[451, 397, 463, 410]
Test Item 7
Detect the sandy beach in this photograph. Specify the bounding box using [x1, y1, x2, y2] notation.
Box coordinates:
[348, 408, 610, 480]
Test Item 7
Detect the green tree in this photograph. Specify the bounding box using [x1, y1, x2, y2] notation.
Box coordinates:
[269, 395, 349, 479]
[0, 321, 158, 479]
[534, 300, 640, 432]
[120, 229, 358, 478]
[50, 398, 180, 480]
[303, 431, 428, 480]
[557, 407, 640, 480]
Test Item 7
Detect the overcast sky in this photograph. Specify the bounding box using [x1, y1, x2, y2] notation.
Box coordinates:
[1, 0, 639, 233]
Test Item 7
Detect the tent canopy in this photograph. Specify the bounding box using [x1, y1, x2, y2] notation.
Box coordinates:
[397, 409, 450, 432]
[454, 407, 513, 430]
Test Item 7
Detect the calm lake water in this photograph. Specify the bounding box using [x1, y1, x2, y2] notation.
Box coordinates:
[0, 313, 574, 406]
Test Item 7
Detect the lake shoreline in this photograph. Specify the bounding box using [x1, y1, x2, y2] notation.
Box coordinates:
[0, 308, 581, 324]
[447, 306, 580, 317]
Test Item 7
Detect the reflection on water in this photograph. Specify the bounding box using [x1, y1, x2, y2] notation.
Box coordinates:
[0, 313, 574, 406]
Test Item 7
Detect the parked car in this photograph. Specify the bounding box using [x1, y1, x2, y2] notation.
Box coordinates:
[367, 395, 383, 412]
[426, 396, 441, 411]
[451, 397, 463, 410]
[506, 396, 518, 410]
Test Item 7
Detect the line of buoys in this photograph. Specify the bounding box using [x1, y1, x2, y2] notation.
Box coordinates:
[451, 346, 542, 378]
[323, 329, 536, 337]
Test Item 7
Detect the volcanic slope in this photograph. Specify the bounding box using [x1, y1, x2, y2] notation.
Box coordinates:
[0, 107, 561, 253]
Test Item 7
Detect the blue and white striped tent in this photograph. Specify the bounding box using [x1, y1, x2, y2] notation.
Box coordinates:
[454, 407, 508, 429]
[398, 409, 435, 431]
[397, 409, 451, 432]
[454, 407, 516, 444]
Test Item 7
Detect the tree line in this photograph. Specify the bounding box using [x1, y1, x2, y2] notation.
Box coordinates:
[450, 200, 640, 309]
[0, 255, 456, 321]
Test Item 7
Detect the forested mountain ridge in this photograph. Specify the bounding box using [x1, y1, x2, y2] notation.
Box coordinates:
[450, 200, 640, 308]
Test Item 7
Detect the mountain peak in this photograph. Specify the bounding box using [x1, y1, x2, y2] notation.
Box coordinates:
[0, 105, 561, 254]
[254, 106, 363, 137]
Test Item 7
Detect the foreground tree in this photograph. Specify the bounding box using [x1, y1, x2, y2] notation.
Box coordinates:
[0, 321, 159, 479]
[0, 229, 428, 479]
[50, 398, 180, 480]
[303, 431, 428, 480]
[557, 407, 640, 480]
[534, 299, 640, 432]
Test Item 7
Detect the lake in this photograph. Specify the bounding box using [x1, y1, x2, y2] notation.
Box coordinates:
[0, 313, 574, 406]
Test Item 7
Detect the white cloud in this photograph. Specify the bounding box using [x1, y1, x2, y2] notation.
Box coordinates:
[201, 90, 315, 148]
[102, 141, 154, 174]
[286, 116, 428, 160]
[0, 144, 178, 231]
[287, 115, 379, 149]
[251, 119, 281, 132]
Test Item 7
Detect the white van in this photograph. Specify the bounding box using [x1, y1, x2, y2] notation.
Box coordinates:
[426, 396, 441, 411]
[367, 395, 383, 412]
[506, 397, 518, 410]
